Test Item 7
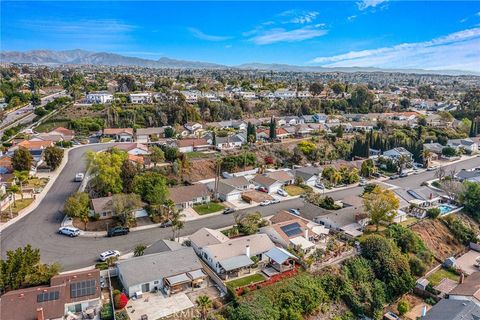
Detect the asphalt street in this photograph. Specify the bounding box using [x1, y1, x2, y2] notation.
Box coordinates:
[2, 145, 480, 271]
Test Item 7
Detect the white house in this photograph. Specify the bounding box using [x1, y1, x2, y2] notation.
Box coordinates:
[129, 92, 152, 104]
[215, 135, 243, 150]
[383, 147, 414, 162]
[102, 128, 134, 142]
[274, 90, 296, 99]
[168, 184, 211, 210]
[181, 90, 199, 103]
[448, 138, 478, 154]
[215, 176, 255, 202]
[86, 92, 113, 104]
[116, 247, 207, 297]
[251, 174, 284, 194]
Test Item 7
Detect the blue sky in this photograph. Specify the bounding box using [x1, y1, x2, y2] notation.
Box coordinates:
[2, 1, 480, 71]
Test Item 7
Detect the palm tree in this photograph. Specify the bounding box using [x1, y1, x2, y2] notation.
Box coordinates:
[13, 171, 29, 200]
[171, 211, 185, 242]
[195, 295, 213, 320]
[7, 185, 20, 208]
[422, 149, 432, 168]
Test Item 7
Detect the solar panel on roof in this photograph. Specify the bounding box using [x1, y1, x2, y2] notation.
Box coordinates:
[280, 222, 302, 237]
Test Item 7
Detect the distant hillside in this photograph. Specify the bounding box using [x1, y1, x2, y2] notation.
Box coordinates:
[0, 49, 225, 69]
[1, 49, 478, 76]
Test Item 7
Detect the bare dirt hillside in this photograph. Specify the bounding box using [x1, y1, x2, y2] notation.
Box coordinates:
[411, 219, 464, 262]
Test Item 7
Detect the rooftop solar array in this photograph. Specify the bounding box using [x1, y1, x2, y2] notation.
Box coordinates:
[280, 222, 302, 237]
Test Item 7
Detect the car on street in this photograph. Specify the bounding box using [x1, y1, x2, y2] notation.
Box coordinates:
[383, 311, 400, 320]
[399, 172, 408, 178]
[389, 175, 399, 180]
[277, 189, 288, 197]
[314, 183, 325, 189]
[260, 200, 271, 206]
[107, 226, 129, 237]
[58, 226, 80, 237]
[258, 187, 268, 193]
[75, 173, 84, 182]
[223, 208, 236, 214]
[359, 179, 367, 186]
[271, 199, 280, 204]
[159, 220, 173, 228]
[427, 166, 438, 171]
[289, 208, 300, 216]
[99, 250, 120, 262]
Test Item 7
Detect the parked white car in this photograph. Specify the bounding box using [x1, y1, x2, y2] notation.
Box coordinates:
[99, 250, 120, 262]
[277, 189, 288, 197]
[271, 199, 280, 204]
[260, 200, 271, 206]
[58, 226, 80, 237]
[75, 173, 85, 182]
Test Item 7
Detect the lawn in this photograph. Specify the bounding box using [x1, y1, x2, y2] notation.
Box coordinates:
[9, 198, 34, 214]
[284, 185, 305, 196]
[427, 268, 460, 286]
[226, 273, 266, 289]
[193, 202, 225, 215]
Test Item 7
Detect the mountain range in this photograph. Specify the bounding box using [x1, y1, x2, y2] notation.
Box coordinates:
[1, 49, 478, 76]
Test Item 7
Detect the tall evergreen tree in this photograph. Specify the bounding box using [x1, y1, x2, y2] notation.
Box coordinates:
[269, 117, 277, 140]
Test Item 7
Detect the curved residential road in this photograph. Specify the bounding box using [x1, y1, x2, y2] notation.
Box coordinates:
[2, 143, 480, 271]
[0, 144, 303, 270]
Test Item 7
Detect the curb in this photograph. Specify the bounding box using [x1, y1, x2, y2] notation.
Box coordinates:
[0, 146, 72, 232]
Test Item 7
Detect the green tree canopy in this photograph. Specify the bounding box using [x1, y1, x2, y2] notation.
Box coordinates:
[133, 171, 169, 205]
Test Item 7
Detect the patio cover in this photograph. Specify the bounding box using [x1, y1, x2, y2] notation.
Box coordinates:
[165, 273, 191, 286]
[219, 255, 253, 271]
[311, 225, 329, 236]
[290, 236, 315, 250]
[187, 269, 206, 280]
[265, 247, 297, 264]
[341, 223, 363, 238]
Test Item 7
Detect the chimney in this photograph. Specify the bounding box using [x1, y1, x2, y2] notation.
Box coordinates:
[36, 308, 45, 320]
[245, 245, 251, 258]
[305, 229, 309, 240]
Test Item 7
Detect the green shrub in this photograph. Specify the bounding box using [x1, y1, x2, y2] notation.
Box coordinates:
[100, 303, 114, 320]
[397, 299, 410, 315]
[427, 208, 441, 219]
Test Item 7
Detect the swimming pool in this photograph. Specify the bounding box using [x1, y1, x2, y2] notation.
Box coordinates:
[438, 204, 457, 215]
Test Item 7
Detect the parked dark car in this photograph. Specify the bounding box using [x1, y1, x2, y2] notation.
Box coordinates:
[223, 208, 236, 214]
[159, 220, 173, 228]
[107, 226, 130, 237]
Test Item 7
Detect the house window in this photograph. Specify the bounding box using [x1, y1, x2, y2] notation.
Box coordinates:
[70, 279, 96, 298]
[37, 291, 59, 303]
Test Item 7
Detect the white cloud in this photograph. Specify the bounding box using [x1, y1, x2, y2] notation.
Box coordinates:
[357, 0, 388, 10]
[188, 28, 232, 41]
[279, 10, 319, 24]
[250, 25, 328, 45]
[311, 28, 480, 72]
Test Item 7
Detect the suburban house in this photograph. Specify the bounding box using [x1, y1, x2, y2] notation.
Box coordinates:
[181, 90, 199, 103]
[168, 184, 211, 210]
[215, 135, 243, 150]
[182, 122, 203, 137]
[17, 139, 54, 151]
[293, 166, 321, 186]
[423, 142, 445, 158]
[49, 127, 75, 141]
[86, 91, 113, 104]
[251, 174, 284, 193]
[90, 196, 147, 219]
[382, 147, 414, 163]
[0, 155, 13, 173]
[264, 170, 295, 186]
[189, 228, 276, 279]
[102, 128, 134, 142]
[421, 299, 480, 320]
[136, 127, 168, 143]
[116, 143, 151, 155]
[455, 169, 480, 183]
[394, 186, 443, 209]
[171, 138, 210, 153]
[117, 247, 208, 297]
[447, 138, 478, 154]
[448, 272, 480, 305]
[215, 176, 254, 202]
[256, 127, 291, 140]
[260, 211, 329, 254]
[0, 269, 101, 320]
[129, 92, 152, 104]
